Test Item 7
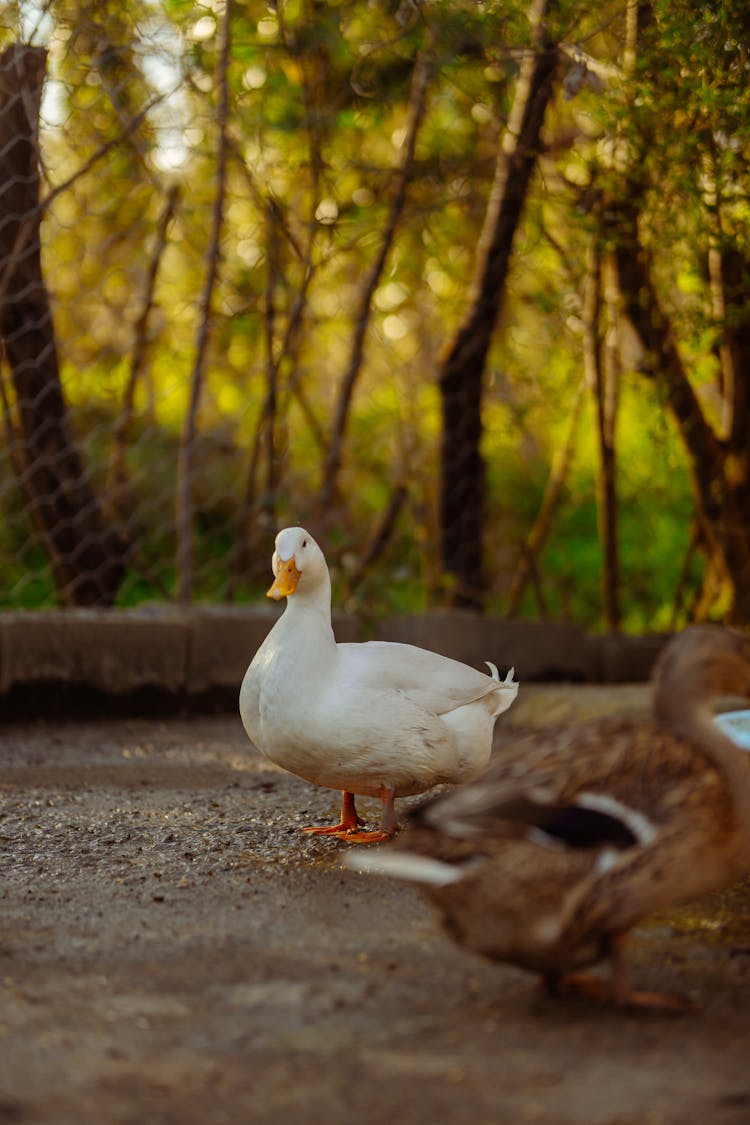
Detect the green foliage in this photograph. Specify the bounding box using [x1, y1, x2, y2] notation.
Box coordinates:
[0, 0, 746, 628]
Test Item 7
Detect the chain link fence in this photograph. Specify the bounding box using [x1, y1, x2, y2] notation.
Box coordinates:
[0, 3, 709, 630]
[1, 1, 485, 612]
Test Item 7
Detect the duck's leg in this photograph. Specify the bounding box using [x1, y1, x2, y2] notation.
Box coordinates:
[335, 785, 399, 845]
[302, 791, 365, 835]
[608, 931, 693, 1012]
[545, 931, 692, 1012]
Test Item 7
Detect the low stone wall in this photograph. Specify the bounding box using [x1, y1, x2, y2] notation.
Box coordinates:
[0, 606, 670, 718]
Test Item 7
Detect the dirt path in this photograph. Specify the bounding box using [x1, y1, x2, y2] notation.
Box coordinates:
[0, 686, 749, 1124]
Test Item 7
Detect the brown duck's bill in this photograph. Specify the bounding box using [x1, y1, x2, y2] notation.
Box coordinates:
[267, 558, 301, 600]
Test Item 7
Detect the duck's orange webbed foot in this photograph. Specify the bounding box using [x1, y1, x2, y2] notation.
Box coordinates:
[335, 785, 399, 845]
[335, 828, 396, 845]
[547, 972, 691, 1012]
[617, 989, 693, 1013]
[546, 931, 692, 1013]
[302, 791, 364, 836]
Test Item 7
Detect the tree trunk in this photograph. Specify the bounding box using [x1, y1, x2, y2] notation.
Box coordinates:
[0, 44, 127, 605]
[437, 0, 559, 608]
[602, 0, 750, 623]
[583, 241, 621, 631]
[614, 199, 750, 622]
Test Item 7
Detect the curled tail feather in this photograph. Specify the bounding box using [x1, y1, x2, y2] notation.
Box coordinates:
[485, 661, 515, 686]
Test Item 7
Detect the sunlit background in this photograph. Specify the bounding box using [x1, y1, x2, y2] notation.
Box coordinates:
[0, 0, 746, 631]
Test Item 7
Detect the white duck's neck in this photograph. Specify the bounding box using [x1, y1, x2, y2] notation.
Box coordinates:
[282, 569, 336, 647]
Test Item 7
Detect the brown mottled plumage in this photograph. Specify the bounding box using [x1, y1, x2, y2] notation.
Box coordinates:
[348, 626, 750, 1009]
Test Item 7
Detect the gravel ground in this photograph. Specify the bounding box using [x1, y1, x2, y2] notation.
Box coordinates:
[0, 685, 749, 1124]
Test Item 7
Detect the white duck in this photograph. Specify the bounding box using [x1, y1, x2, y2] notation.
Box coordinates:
[239, 526, 518, 843]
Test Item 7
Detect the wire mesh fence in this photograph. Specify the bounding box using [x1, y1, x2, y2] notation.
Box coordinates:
[0, 0, 473, 612]
[0, 2, 736, 629]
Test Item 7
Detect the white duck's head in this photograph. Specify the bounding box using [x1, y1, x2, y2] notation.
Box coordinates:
[266, 526, 328, 602]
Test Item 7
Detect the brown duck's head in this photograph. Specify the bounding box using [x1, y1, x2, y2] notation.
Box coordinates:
[652, 625, 750, 722]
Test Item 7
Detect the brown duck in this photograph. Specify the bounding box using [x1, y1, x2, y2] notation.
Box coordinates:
[348, 625, 750, 1009]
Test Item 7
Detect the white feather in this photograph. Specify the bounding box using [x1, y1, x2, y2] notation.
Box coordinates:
[344, 849, 467, 887]
[595, 847, 620, 874]
[577, 792, 658, 846]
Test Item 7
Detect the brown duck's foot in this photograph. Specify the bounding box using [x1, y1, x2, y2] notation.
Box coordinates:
[545, 970, 610, 1002]
[546, 972, 692, 1013]
[609, 929, 693, 1012]
[301, 791, 364, 835]
[616, 988, 693, 1013]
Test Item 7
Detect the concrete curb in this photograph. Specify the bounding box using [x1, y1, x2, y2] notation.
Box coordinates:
[0, 606, 669, 718]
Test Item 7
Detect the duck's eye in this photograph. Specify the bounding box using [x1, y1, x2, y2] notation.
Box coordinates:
[302, 538, 308, 548]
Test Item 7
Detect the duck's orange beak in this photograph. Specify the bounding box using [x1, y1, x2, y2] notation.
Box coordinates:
[267, 557, 301, 600]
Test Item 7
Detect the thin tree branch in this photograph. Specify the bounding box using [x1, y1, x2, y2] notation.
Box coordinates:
[109, 183, 179, 499]
[0, 344, 25, 480]
[584, 239, 620, 630]
[505, 376, 586, 617]
[176, 1, 232, 604]
[0, 83, 175, 310]
[236, 199, 282, 584]
[347, 481, 409, 595]
[319, 27, 436, 515]
[227, 136, 306, 264]
[669, 519, 701, 629]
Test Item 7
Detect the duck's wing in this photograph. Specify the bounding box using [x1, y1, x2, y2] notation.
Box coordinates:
[350, 717, 738, 973]
[416, 718, 730, 851]
[336, 639, 517, 716]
